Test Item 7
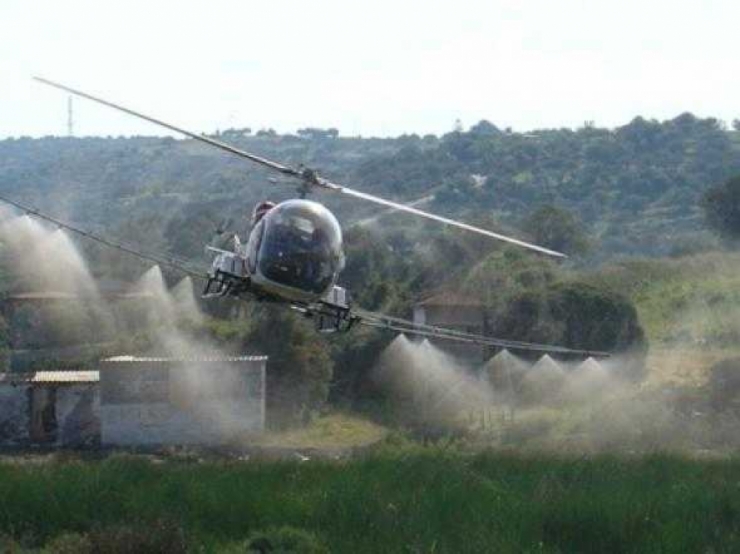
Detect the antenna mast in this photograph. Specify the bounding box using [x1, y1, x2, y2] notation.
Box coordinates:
[67, 96, 74, 136]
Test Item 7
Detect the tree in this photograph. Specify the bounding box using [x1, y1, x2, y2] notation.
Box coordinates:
[491, 281, 648, 380]
[245, 308, 334, 429]
[297, 127, 339, 140]
[523, 205, 590, 256]
[702, 175, 740, 242]
[328, 328, 392, 411]
[469, 120, 500, 136]
[222, 127, 252, 139]
[340, 227, 411, 311]
[463, 247, 558, 310]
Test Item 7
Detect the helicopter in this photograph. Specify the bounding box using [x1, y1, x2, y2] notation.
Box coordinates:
[3, 77, 607, 358]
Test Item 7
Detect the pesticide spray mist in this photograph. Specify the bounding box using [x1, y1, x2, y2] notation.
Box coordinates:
[128, 266, 247, 437]
[0, 209, 211, 354]
[0, 211, 245, 436]
[374, 335, 494, 430]
[373, 335, 740, 453]
[0, 213, 116, 345]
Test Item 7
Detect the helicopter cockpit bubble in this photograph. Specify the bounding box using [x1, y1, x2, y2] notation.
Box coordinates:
[255, 199, 345, 297]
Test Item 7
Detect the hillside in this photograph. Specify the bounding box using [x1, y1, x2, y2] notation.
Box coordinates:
[354, 115, 740, 258]
[0, 132, 402, 260]
[1, 113, 739, 265]
[588, 252, 740, 346]
[586, 252, 740, 386]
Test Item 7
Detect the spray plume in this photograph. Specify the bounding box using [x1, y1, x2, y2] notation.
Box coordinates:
[373, 333, 740, 454]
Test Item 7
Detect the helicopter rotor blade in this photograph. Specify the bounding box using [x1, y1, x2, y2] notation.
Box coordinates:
[33, 76, 300, 178]
[329, 184, 566, 257]
[33, 77, 566, 258]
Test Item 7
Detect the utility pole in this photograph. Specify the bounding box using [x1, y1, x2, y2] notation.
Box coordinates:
[67, 96, 74, 137]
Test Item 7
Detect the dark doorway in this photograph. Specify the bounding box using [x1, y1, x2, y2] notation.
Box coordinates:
[30, 387, 57, 443]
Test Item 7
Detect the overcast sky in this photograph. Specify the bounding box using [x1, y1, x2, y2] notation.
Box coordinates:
[2, 0, 739, 138]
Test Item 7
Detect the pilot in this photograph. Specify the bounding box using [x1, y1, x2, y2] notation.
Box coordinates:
[251, 200, 276, 228]
[302, 225, 333, 290]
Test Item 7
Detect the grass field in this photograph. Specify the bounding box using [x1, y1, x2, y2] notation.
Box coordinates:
[2, 450, 740, 553]
[253, 413, 388, 450]
[593, 252, 740, 350]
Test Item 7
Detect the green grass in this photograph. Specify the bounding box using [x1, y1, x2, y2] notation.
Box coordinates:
[2, 451, 740, 552]
[634, 275, 740, 345]
[590, 252, 740, 347]
[253, 413, 387, 449]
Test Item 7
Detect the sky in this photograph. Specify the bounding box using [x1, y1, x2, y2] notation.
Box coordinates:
[1, 0, 739, 139]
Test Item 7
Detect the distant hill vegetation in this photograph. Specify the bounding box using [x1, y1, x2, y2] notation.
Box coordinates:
[354, 114, 740, 257]
[1, 112, 738, 263]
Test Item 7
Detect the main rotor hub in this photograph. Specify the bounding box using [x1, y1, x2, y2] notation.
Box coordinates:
[297, 166, 321, 198]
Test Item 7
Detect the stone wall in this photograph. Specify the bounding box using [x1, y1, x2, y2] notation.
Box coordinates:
[0, 384, 29, 446]
[0, 382, 99, 447]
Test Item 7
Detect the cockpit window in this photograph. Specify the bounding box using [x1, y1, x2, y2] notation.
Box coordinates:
[257, 200, 344, 295]
[246, 219, 264, 273]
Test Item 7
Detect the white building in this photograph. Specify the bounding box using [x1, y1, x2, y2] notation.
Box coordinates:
[99, 355, 266, 446]
[0, 355, 267, 448]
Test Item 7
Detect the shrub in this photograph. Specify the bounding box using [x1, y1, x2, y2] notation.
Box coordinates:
[87, 520, 186, 554]
[42, 532, 92, 554]
[220, 527, 328, 554]
[703, 175, 740, 242]
[709, 358, 740, 412]
[491, 281, 648, 379]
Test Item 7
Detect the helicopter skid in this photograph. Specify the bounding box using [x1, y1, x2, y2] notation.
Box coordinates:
[203, 268, 254, 298]
[204, 250, 356, 332]
[203, 250, 253, 298]
[297, 300, 356, 334]
[307, 285, 355, 333]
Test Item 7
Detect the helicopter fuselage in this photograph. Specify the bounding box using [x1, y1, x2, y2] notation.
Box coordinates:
[204, 198, 354, 331]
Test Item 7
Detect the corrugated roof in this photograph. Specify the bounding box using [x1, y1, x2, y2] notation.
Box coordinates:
[0, 370, 100, 384]
[32, 371, 99, 383]
[102, 355, 268, 363]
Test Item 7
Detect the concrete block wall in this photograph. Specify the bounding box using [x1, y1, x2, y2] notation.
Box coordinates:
[54, 385, 100, 447]
[100, 358, 266, 446]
